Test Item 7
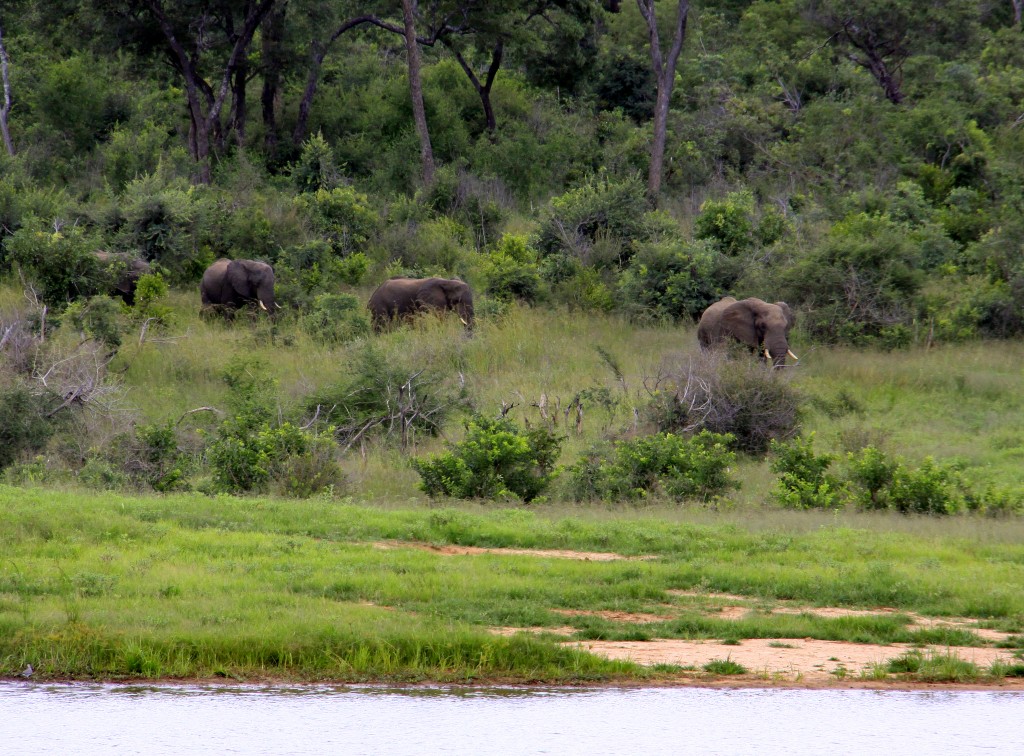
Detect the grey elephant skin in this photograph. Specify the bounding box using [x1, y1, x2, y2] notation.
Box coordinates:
[95, 251, 151, 306]
[200, 258, 277, 314]
[367, 277, 474, 331]
[697, 296, 798, 367]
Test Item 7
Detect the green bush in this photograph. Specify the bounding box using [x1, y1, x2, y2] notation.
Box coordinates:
[5, 224, 108, 307]
[889, 457, 965, 515]
[301, 293, 371, 345]
[0, 384, 62, 471]
[412, 415, 563, 502]
[617, 239, 735, 321]
[116, 172, 199, 279]
[305, 344, 468, 448]
[846, 446, 898, 510]
[290, 131, 344, 193]
[568, 431, 738, 503]
[109, 422, 189, 492]
[293, 185, 380, 256]
[769, 434, 842, 509]
[64, 296, 124, 349]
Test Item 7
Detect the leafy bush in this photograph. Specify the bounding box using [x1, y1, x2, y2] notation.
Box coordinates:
[290, 131, 344, 192]
[63, 296, 124, 349]
[293, 185, 379, 256]
[132, 272, 173, 325]
[484, 234, 544, 303]
[568, 430, 738, 503]
[305, 344, 468, 449]
[888, 457, 966, 515]
[111, 422, 189, 492]
[769, 434, 842, 509]
[301, 293, 371, 345]
[617, 239, 736, 321]
[412, 415, 563, 502]
[116, 172, 199, 279]
[846, 446, 898, 510]
[0, 384, 62, 471]
[647, 351, 802, 454]
[536, 173, 668, 268]
[6, 224, 108, 307]
[204, 359, 342, 496]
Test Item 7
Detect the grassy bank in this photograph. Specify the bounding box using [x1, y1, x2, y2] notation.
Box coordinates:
[2, 486, 1022, 683]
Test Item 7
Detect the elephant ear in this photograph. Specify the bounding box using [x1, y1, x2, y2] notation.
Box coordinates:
[721, 301, 759, 347]
[775, 302, 795, 332]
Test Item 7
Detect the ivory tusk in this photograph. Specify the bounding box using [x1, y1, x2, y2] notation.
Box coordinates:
[764, 348, 772, 360]
[788, 350, 799, 361]
[258, 300, 268, 311]
[460, 317, 468, 326]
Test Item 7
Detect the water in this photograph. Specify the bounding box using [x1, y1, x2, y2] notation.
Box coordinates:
[1, 682, 1020, 755]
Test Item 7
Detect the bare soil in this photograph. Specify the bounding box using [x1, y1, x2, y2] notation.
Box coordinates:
[371, 541, 646, 561]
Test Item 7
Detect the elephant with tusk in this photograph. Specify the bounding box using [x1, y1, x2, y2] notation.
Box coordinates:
[697, 296, 798, 367]
[200, 258, 278, 316]
[367, 276, 474, 332]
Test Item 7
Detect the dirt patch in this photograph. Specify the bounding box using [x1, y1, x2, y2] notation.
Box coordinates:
[571, 638, 1020, 684]
[371, 541, 645, 561]
[769, 606, 1014, 643]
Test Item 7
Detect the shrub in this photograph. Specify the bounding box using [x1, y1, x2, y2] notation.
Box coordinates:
[568, 430, 738, 503]
[617, 239, 736, 321]
[484, 238, 544, 303]
[305, 344, 468, 449]
[536, 173, 664, 268]
[301, 293, 371, 345]
[846, 446, 898, 510]
[63, 296, 124, 349]
[290, 131, 344, 192]
[0, 384, 62, 471]
[769, 434, 842, 509]
[888, 457, 965, 515]
[132, 272, 173, 325]
[647, 351, 802, 454]
[293, 185, 379, 256]
[412, 415, 563, 502]
[111, 421, 189, 492]
[6, 224, 109, 307]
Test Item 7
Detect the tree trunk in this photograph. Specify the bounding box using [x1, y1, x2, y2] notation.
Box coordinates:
[261, 4, 286, 152]
[1012, 0, 1022, 26]
[636, 0, 689, 202]
[144, 0, 275, 184]
[231, 57, 248, 145]
[0, 22, 14, 156]
[445, 39, 503, 136]
[402, 0, 434, 187]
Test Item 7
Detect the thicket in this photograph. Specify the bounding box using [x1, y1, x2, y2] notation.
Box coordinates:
[1, 2, 1023, 513]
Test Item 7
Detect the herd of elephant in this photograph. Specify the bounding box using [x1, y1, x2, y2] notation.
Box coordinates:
[105, 254, 798, 366]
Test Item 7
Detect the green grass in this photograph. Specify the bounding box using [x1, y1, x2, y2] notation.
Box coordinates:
[703, 658, 748, 675]
[2, 485, 1023, 682]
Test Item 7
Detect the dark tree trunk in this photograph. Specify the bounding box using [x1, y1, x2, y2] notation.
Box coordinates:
[445, 39, 503, 136]
[1012, 0, 1022, 26]
[636, 0, 689, 202]
[402, 0, 434, 187]
[0, 23, 14, 156]
[144, 0, 275, 183]
[261, 4, 286, 151]
[231, 57, 248, 145]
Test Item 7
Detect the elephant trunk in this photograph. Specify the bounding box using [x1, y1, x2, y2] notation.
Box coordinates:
[765, 335, 790, 368]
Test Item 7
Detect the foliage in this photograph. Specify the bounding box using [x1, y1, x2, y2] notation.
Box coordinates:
[5, 225, 108, 307]
[293, 186, 380, 257]
[0, 383, 61, 471]
[412, 415, 563, 502]
[617, 239, 735, 322]
[770, 435, 842, 510]
[305, 344, 468, 449]
[568, 431, 738, 503]
[300, 293, 371, 346]
[484, 234, 544, 303]
[694, 191, 788, 256]
[131, 272, 172, 324]
[113, 422, 190, 492]
[200, 357, 342, 497]
[290, 132, 343, 193]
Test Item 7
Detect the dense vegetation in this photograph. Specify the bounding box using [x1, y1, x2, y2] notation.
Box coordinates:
[0, 1, 1023, 513]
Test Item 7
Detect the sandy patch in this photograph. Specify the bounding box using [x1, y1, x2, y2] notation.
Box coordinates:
[490, 625, 577, 637]
[769, 606, 1014, 643]
[571, 638, 1020, 683]
[371, 541, 646, 561]
[667, 589, 752, 602]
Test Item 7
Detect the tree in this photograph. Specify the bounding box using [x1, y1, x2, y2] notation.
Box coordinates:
[804, 0, 981, 106]
[127, 0, 277, 183]
[636, 0, 690, 200]
[401, 0, 435, 186]
[0, 20, 13, 156]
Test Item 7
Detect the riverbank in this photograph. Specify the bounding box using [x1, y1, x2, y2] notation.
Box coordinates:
[2, 486, 1022, 687]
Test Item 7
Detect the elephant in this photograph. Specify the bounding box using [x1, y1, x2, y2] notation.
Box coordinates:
[95, 251, 151, 306]
[367, 277, 474, 332]
[697, 296, 798, 367]
[200, 258, 277, 315]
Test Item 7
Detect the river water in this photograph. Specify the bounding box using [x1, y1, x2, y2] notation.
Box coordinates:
[2, 682, 1020, 755]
